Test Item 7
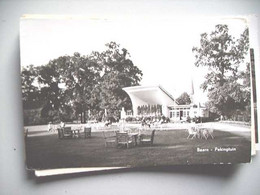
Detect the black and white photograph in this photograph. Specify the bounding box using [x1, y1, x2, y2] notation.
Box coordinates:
[20, 15, 252, 174]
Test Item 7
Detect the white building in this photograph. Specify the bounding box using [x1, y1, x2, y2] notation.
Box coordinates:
[123, 85, 209, 121]
[168, 103, 209, 122]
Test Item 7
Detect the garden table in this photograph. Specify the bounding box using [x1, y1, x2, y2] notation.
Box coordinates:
[71, 129, 81, 138]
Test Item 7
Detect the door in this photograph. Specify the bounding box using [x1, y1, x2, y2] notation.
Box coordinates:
[180, 110, 183, 120]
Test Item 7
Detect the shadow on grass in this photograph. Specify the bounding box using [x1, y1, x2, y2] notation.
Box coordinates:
[25, 129, 251, 182]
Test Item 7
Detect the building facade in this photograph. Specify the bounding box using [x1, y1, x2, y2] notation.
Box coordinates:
[123, 85, 209, 121]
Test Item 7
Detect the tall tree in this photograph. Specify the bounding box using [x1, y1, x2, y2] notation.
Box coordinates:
[58, 53, 101, 123]
[97, 42, 143, 118]
[21, 42, 143, 124]
[192, 24, 250, 118]
[37, 59, 64, 122]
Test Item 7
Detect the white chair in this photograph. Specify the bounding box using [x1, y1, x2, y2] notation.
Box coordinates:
[205, 125, 214, 139]
[199, 125, 214, 140]
[200, 129, 208, 139]
[187, 124, 198, 139]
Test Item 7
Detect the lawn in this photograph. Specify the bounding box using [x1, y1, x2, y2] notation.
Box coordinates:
[25, 129, 251, 170]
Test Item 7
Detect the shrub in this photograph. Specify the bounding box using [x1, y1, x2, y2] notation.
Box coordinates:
[23, 108, 47, 126]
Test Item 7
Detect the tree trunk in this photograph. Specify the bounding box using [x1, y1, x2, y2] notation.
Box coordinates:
[83, 111, 86, 123]
[80, 112, 83, 123]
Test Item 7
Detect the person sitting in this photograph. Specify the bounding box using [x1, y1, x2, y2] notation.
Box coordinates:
[142, 119, 150, 128]
[105, 119, 112, 127]
[141, 119, 146, 127]
[159, 118, 164, 124]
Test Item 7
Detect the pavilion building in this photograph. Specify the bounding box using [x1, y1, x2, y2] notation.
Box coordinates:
[122, 85, 209, 121]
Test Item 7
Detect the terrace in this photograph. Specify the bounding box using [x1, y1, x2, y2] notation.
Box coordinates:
[25, 122, 251, 170]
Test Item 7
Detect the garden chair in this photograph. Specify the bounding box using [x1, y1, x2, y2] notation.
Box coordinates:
[201, 127, 214, 140]
[103, 131, 117, 147]
[84, 127, 91, 138]
[187, 125, 198, 139]
[139, 130, 155, 145]
[62, 127, 73, 138]
[118, 122, 126, 132]
[116, 132, 134, 148]
[57, 128, 63, 139]
[207, 127, 214, 139]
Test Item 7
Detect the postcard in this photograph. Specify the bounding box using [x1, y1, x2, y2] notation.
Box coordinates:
[20, 15, 254, 176]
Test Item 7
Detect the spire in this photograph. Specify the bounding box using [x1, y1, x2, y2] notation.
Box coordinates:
[190, 78, 194, 104]
[190, 78, 194, 95]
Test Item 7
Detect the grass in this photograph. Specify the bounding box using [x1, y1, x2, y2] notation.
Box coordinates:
[25, 129, 251, 170]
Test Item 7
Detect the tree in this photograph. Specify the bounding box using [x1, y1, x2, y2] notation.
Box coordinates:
[37, 59, 64, 122]
[192, 24, 250, 118]
[21, 42, 143, 124]
[96, 42, 143, 118]
[21, 65, 44, 125]
[57, 53, 101, 123]
[21, 65, 41, 109]
[176, 92, 191, 105]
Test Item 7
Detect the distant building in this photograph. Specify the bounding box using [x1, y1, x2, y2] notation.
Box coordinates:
[168, 102, 209, 122]
[123, 85, 209, 121]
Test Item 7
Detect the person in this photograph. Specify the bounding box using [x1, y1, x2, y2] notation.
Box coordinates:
[159, 117, 164, 124]
[48, 122, 53, 132]
[141, 118, 150, 128]
[60, 121, 65, 128]
[141, 118, 146, 127]
[105, 119, 111, 127]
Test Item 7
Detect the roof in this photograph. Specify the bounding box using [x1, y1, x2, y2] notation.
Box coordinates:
[123, 85, 178, 106]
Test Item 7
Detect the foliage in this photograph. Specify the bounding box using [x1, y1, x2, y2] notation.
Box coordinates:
[176, 92, 191, 105]
[36, 58, 66, 123]
[192, 24, 250, 119]
[96, 42, 143, 118]
[21, 65, 41, 109]
[23, 108, 47, 126]
[54, 53, 101, 123]
[192, 25, 249, 89]
[21, 42, 142, 125]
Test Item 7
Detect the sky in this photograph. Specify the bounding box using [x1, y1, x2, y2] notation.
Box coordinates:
[20, 16, 249, 104]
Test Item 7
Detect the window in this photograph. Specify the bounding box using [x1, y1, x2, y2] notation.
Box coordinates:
[183, 111, 186, 117]
[170, 111, 175, 118]
[126, 110, 132, 116]
[176, 111, 180, 117]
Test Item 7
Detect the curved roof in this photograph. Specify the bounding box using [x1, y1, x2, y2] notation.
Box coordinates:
[123, 85, 178, 106]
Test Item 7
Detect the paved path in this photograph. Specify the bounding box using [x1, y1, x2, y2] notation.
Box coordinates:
[25, 121, 251, 138]
[200, 122, 251, 132]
